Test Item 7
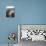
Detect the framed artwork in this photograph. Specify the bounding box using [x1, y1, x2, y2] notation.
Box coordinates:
[6, 6, 15, 17]
[18, 24, 46, 41]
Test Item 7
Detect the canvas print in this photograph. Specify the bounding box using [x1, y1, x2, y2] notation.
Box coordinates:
[6, 6, 15, 17]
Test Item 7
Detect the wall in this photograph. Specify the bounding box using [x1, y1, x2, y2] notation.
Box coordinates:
[0, 0, 17, 44]
[16, 0, 46, 24]
[0, 0, 46, 44]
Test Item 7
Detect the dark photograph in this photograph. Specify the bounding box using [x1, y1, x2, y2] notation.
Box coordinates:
[6, 6, 15, 17]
